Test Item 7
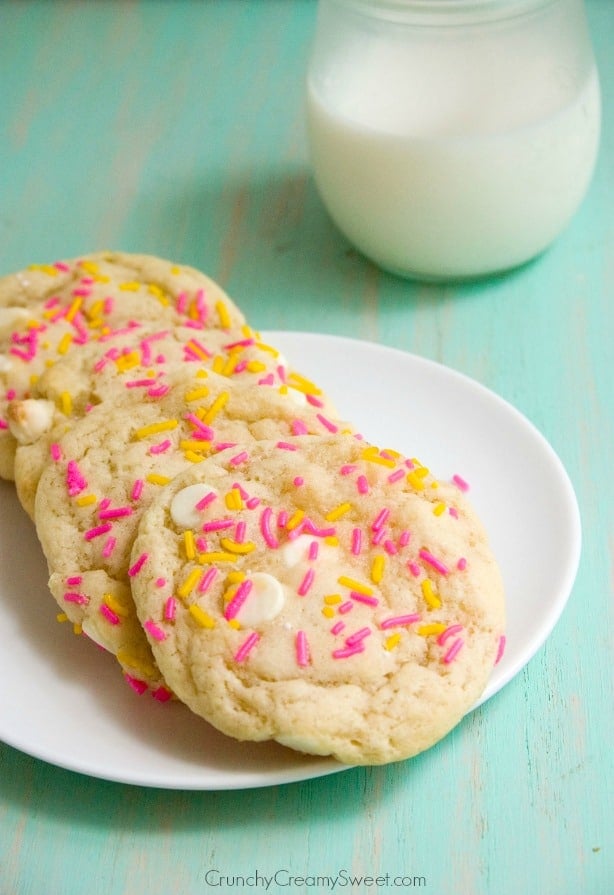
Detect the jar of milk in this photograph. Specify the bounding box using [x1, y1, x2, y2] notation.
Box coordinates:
[306, 0, 601, 280]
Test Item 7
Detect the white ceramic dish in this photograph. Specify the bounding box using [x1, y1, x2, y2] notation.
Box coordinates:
[0, 332, 581, 789]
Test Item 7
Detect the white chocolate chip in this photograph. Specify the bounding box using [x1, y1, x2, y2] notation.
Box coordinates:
[235, 572, 285, 626]
[170, 483, 217, 529]
[285, 387, 307, 407]
[80, 619, 113, 653]
[7, 399, 55, 444]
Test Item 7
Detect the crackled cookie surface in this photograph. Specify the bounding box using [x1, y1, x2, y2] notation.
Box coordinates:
[0, 251, 244, 479]
[33, 367, 349, 692]
[129, 435, 506, 765]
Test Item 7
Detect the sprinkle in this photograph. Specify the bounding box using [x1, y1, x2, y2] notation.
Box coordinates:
[66, 460, 87, 496]
[351, 528, 362, 556]
[124, 675, 148, 695]
[387, 468, 405, 484]
[325, 502, 353, 522]
[356, 475, 369, 494]
[64, 591, 89, 605]
[149, 439, 172, 455]
[384, 633, 401, 650]
[277, 440, 298, 451]
[184, 385, 211, 402]
[100, 604, 120, 625]
[103, 594, 128, 617]
[229, 450, 249, 466]
[372, 508, 390, 531]
[371, 555, 385, 584]
[224, 579, 253, 620]
[75, 494, 97, 507]
[146, 473, 171, 486]
[350, 592, 379, 607]
[66, 576, 82, 586]
[452, 474, 470, 492]
[316, 413, 338, 433]
[219, 538, 256, 555]
[384, 540, 398, 556]
[155, 577, 166, 588]
[198, 551, 236, 564]
[330, 621, 345, 635]
[144, 620, 167, 641]
[338, 575, 373, 596]
[184, 530, 196, 560]
[437, 624, 464, 646]
[189, 604, 216, 629]
[152, 686, 172, 702]
[298, 568, 315, 596]
[398, 530, 411, 548]
[293, 476, 304, 486]
[408, 561, 421, 577]
[84, 523, 112, 541]
[234, 631, 260, 663]
[178, 568, 202, 598]
[102, 536, 117, 558]
[286, 509, 305, 531]
[128, 553, 148, 577]
[332, 643, 365, 659]
[260, 506, 279, 548]
[308, 541, 319, 561]
[433, 501, 447, 516]
[345, 627, 372, 647]
[380, 614, 421, 629]
[361, 446, 396, 468]
[201, 392, 229, 424]
[457, 557, 467, 571]
[196, 491, 217, 511]
[164, 597, 177, 621]
[421, 578, 441, 609]
[442, 638, 464, 664]
[495, 634, 507, 665]
[290, 418, 309, 435]
[131, 479, 144, 500]
[296, 630, 310, 667]
[417, 622, 447, 636]
[198, 567, 219, 593]
[419, 548, 449, 576]
[134, 419, 178, 440]
[340, 464, 357, 475]
[98, 505, 133, 520]
[215, 300, 232, 329]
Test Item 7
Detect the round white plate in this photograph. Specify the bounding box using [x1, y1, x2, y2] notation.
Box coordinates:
[0, 332, 581, 790]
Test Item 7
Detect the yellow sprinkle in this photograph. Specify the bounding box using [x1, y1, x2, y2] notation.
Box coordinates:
[421, 579, 442, 609]
[321, 607, 336, 619]
[219, 538, 256, 555]
[56, 612, 68, 623]
[148, 283, 170, 306]
[201, 392, 229, 424]
[324, 535, 339, 547]
[360, 446, 396, 468]
[79, 260, 100, 275]
[227, 618, 241, 630]
[226, 571, 246, 584]
[116, 650, 155, 677]
[184, 386, 210, 402]
[73, 623, 83, 636]
[224, 488, 243, 511]
[215, 300, 232, 329]
[222, 585, 237, 603]
[246, 360, 267, 373]
[134, 419, 178, 440]
[59, 391, 72, 416]
[407, 471, 427, 490]
[198, 551, 236, 564]
[189, 603, 215, 628]
[184, 530, 196, 560]
[221, 355, 239, 377]
[211, 356, 225, 375]
[254, 341, 279, 357]
[324, 594, 342, 605]
[114, 351, 141, 372]
[384, 633, 401, 651]
[186, 339, 210, 361]
[29, 374, 39, 386]
[170, 265, 181, 275]
[417, 623, 447, 637]
[184, 450, 205, 463]
[103, 593, 129, 617]
[338, 575, 373, 596]
[196, 369, 208, 379]
[433, 501, 446, 516]
[177, 568, 201, 598]
[325, 502, 353, 522]
[146, 473, 171, 486]
[86, 299, 106, 320]
[180, 439, 210, 453]
[119, 281, 141, 292]
[286, 371, 321, 396]
[75, 493, 97, 507]
[414, 465, 430, 478]
[371, 555, 386, 584]
[29, 263, 58, 276]
[286, 509, 305, 531]
[64, 297, 82, 323]
[57, 332, 73, 355]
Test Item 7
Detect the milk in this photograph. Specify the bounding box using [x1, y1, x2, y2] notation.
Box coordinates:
[306, 43, 601, 279]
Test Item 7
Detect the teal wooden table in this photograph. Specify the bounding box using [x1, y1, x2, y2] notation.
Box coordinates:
[0, 2, 612, 893]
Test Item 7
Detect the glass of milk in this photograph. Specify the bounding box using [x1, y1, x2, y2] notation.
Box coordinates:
[306, 0, 601, 281]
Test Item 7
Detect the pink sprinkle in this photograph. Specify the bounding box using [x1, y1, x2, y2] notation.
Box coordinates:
[72, 287, 91, 297]
[224, 580, 253, 620]
[147, 384, 170, 398]
[384, 540, 398, 555]
[156, 577, 167, 588]
[372, 507, 390, 531]
[287, 522, 306, 541]
[345, 627, 372, 647]
[5, 388, 17, 400]
[66, 575, 82, 586]
[144, 619, 167, 641]
[332, 643, 365, 659]
[176, 291, 188, 314]
[54, 261, 70, 272]
[405, 459, 415, 469]
[398, 530, 411, 548]
[246, 496, 260, 509]
[183, 338, 212, 360]
[196, 537, 208, 551]
[495, 634, 507, 665]
[306, 394, 324, 409]
[357, 474, 369, 495]
[260, 506, 279, 548]
[50, 442, 62, 462]
[148, 439, 172, 456]
[102, 536, 116, 558]
[296, 630, 310, 667]
[0, 420, 8, 431]
[340, 464, 357, 476]
[232, 482, 250, 500]
[316, 413, 338, 433]
[235, 520, 246, 543]
[185, 412, 215, 440]
[277, 510, 289, 529]
[100, 604, 120, 625]
[128, 553, 148, 577]
[98, 498, 111, 512]
[308, 541, 319, 561]
[99, 505, 133, 520]
[66, 460, 87, 496]
[380, 614, 420, 629]
[257, 373, 275, 386]
[457, 557, 467, 571]
[124, 378, 154, 389]
[293, 476, 304, 487]
[164, 597, 177, 621]
[298, 568, 315, 596]
[276, 441, 298, 451]
[371, 527, 386, 546]
[387, 468, 405, 484]
[131, 479, 144, 501]
[449, 507, 459, 519]
[419, 548, 449, 576]
[152, 686, 172, 702]
[442, 638, 464, 664]
[224, 337, 255, 350]
[291, 419, 309, 436]
[202, 518, 233, 532]
[196, 491, 217, 511]
[330, 621, 345, 636]
[64, 591, 89, 605]
[351, 528, 362, 556]
[124, 675, 148, 695]
[338, 601, 354, 615]
[198, 567, 218, 593]
[350, 592, 379, 607]
[84, 523, 112, 541]
[408, 561, 421, 577]
[234, 631, 260, 663]
[452, 474, 470, 492]
[302, 521, 336, 538]
[230, 450, 249, 466]
[437, 624, 464, 646]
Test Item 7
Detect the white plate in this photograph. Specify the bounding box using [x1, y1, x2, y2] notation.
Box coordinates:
[0, 332, 581, 790]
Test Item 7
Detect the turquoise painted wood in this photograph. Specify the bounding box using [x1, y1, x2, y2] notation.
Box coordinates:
[0, 2, 612, 893]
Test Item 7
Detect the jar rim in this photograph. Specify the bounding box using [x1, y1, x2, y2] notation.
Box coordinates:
[327, 0, 561, 26]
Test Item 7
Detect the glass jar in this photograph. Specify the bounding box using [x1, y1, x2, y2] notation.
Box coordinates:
[306, 0, 601, 281]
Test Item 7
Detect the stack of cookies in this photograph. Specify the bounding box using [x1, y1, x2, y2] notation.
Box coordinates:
[0, 252, 505, 766]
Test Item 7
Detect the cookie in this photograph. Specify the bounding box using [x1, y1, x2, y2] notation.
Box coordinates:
[0, 251, 244, 479]
[129, 435, 506, 765]
[33, 367, 351, 692]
